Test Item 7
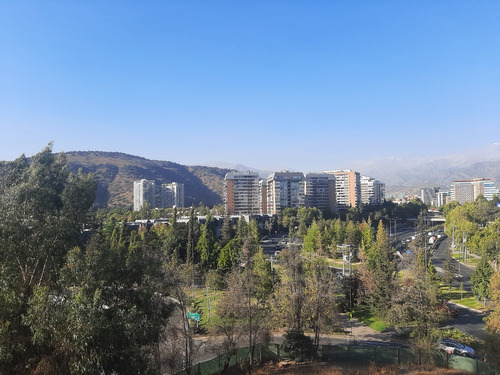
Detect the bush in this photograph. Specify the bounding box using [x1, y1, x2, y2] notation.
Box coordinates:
[281, 329, 315, 361]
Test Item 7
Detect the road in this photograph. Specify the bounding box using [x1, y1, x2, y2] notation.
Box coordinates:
[430, 236, 488, 340]
[445, 302, 488, 341]
[432, 236, 475, 292]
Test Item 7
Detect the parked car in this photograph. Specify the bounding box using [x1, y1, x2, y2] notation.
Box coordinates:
[438, 302, 459, 316]
[437, 339, 475, 357]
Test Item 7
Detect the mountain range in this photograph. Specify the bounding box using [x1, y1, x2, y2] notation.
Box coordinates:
[58, 144, 500, 207]
[350, 143, 500, 190]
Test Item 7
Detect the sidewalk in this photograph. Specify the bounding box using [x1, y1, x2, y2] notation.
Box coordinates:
[270, 313, 397, 347]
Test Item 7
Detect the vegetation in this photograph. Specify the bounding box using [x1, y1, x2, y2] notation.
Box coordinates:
[2, 145, 499, 374]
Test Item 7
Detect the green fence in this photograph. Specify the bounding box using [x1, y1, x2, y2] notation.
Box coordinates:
[177, 344, 493, 375]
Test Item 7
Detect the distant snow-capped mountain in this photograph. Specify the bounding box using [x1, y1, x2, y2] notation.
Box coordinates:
[205, 143, 500, 188]
[352, 143, 500, 187]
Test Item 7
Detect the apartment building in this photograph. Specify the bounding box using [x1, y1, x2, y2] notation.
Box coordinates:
[266, 172, 305, 215]
[360, 176, 385, 205]
[324, 170, 360, 210]
[420, 187, 440, 206]
[450, 178, 497, 204]
[160, 182, 185, 208]
[133, 179, 156, 211]
[304, 173, 336, 213]
[224, 171, 262, 215]
[436, 190, 450, 208]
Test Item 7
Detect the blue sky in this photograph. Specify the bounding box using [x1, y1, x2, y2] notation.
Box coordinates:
[1, 1, 499, 172]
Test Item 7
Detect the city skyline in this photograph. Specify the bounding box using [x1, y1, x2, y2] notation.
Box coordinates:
[1, 1, 499, 172]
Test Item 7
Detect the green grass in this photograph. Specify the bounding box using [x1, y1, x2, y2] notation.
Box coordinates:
[353, 309, 389, 332]
[451, 252, 479, 266]
[440, 285, 489, 311]
[188, 287, 225, 330]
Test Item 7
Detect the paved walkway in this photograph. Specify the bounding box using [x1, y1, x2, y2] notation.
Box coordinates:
[270, 313, 397, 347]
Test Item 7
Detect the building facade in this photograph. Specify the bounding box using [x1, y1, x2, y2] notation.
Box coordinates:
[133, 179, 156, 211]
[304, 173, 336, 213]
[436, 190, 450, 208]
[224, 171, 262, 215]
[360, 176, 385, 205]
[266, 172, 305, 215]
[420, 187, 440, 206]
[160, 182, 185, 208]
[325, 170, 360, 210]
[450, 178, 497, 204]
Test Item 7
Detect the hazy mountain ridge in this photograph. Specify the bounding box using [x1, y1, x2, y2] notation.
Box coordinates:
[65, 151, 231, 208]
[354, 144, 500, 188]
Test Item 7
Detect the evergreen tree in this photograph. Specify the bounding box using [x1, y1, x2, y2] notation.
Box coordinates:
[197, 213, 218, 270]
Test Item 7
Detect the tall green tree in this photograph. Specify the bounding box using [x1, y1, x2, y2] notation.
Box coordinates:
[471, 256, 493, 304]
[362, 221, 396, 318]
[197, 213, 219, 270]
[0, 145, 97, 373]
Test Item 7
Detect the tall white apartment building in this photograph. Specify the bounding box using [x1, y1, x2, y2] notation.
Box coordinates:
[161, 182, 185, 208]
[224, 172, 261, 215]
[133, 179, 156, 211]
[304, 173, 336, 213]
[450, 178, 497, 204]
[266, 172, 305, 215]
[360, 176, 385, 205]
[420, 187, 440, 206]
[324, 170, 360, 210]
[436, 191, 450, 208]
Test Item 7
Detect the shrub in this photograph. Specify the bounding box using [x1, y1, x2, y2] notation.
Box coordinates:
[281, 329, 315, 361]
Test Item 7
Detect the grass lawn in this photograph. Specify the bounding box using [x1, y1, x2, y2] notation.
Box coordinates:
[440, 285, 489, 311]
[451, 252, 479, 266]
[353, 309, 389, 332]
[187, 287, 225, 330]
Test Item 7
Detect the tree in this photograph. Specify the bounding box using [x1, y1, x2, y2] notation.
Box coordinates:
[197, 213, 219, 270]
[271, 246, 306, 330]
[471, 256, 493, 304]
[0, 145, 97, 373]
[303, 259, 340, 347]
[359, 219, 375, 265]
[217, 239, 242, 275]
[303, 220, 321, 257]
[362, 221, 396, 318]
[220, 216, 235, 248]
[218, 249, 270, 372]
[281, 329, 314, 362]
[484, 270, 500, 371]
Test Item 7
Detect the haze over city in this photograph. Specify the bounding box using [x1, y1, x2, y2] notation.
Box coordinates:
[1, 1, 499, 172]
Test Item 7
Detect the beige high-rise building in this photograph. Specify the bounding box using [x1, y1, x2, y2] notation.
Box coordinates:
[324, 170, 360, 210]
[224, 171, 261, 215]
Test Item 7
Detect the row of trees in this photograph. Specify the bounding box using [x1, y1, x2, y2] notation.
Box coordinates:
[441, 198, 500, 302]
[442, 197, 500, 368]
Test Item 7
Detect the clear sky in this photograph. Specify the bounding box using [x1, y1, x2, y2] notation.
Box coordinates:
[1, 1, 499, 172]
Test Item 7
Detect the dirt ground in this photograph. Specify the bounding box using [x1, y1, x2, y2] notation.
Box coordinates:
[225, 361, 473, 375]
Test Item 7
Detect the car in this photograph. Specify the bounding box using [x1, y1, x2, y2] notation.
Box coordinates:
[438, 302, 459, 316]
[437, 339, 475, 357]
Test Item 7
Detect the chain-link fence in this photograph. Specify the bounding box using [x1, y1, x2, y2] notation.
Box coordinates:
[176, 343, 493, 375]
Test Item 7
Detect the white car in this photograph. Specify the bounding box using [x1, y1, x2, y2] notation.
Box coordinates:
[437, 339, 475, 357]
